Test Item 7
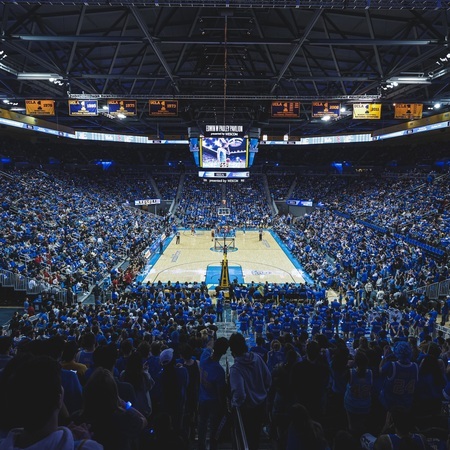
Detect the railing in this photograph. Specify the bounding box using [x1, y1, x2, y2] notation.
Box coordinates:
[435, 324, 450, 339]
[116, 246, 130, 260]
[406, 278, 450, 301]
[0, 268, 67, 304]
[224, 356, 249, 450]
[82, 275, 95, 289]
[233, 407, 249, 450]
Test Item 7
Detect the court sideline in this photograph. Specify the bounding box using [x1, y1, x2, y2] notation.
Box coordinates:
[141, 229, 311, 288]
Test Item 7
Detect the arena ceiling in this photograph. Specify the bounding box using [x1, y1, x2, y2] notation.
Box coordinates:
[1, 1, 450, 139]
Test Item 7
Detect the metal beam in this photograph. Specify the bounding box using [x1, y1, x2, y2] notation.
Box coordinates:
[129, 6, 180, 93]
[81, 73, 376, 81]
[102, 13, 131, 94]
[365, 10, 384, 78]
[68, 93, 381, 100]
[12, 36, 444, 46]
[308, 38, 444, 45]
[270, 9, 323, 94]
[173, 8, 202, 74]
[3, 1, 450, 10]
[322, 15, 346, 95]
[3, 41, 98, 94]
[66, 5, 86, 74]
[10, 35, 145, 43]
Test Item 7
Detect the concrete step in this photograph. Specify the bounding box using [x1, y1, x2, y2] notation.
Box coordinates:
[216, 321, 238, 339]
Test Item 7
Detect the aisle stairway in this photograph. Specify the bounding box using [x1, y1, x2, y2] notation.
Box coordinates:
[215, 320, 274, 450]
[216, 321, 238, 339]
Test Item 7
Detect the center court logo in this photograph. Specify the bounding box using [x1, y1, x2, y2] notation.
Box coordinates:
[251, 270, 272, 276]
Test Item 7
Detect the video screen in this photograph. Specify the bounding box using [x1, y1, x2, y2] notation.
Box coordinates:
[249, 137, 259, 153]
[189, 137, 200, 152]
[200, 136, 248, 168]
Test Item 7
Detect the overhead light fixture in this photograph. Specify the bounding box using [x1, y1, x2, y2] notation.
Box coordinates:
[3, 99, 18, 106]
[434, 102, 441, 109]
[117, 113, 126, 119]
[435, 52, 450, 67]
[321, 115, 331, 122]
[17, 73, 63, 80]
[386, 76, 431, 85]
[283, 134, 289, 141]
[262, 134, 268, 141]
[0, 62, 17, 76]
[49, 78, 64, 86]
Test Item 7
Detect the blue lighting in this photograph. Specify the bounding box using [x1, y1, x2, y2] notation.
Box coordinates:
[331, 162, 343, 174]
[95, 160, 114, 170]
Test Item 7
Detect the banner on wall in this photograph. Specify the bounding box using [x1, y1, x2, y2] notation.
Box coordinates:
[149, 100, 178, 116]
[68, 100, 98, 116]
[134, 199, 161, 206]
[25, 100, 55, 116]
[394, 103, 423, 120]
[108, 100, 137, 116]
[312, 101, 340, 118]
[352, 103, 382, 119]
[271, 101, 300, 118]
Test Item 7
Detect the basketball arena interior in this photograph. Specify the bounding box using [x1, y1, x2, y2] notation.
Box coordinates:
[1, 1, 450, 450]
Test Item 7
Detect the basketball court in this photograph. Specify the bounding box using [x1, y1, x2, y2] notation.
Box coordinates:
[139, 229, 312, 288]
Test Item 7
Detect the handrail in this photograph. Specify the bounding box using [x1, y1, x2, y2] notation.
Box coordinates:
[0, 268, 67, 304]
[405, 277, 450, 300]
[234, 407, 249, 450]
[224, 357, 249, 450]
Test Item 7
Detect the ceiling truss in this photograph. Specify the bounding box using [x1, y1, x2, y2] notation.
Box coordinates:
[0, 2, 450, 137]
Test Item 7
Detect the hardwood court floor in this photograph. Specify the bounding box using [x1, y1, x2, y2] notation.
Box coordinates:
[142, 230, 308, 285]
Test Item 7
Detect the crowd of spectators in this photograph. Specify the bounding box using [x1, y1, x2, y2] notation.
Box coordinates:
[274, 209, 448, 301]
[0, 168, 167, 298]
[152, 174, 179, 200]
[176, 175, 273, 228]
[1, 165, 450, 449]
[266, 174, 296, 201]
[1, 273, 450, 449]
[286, 172, 450, 249]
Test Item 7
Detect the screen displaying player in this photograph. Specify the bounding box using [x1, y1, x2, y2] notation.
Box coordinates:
[200, 136, 248, 168]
